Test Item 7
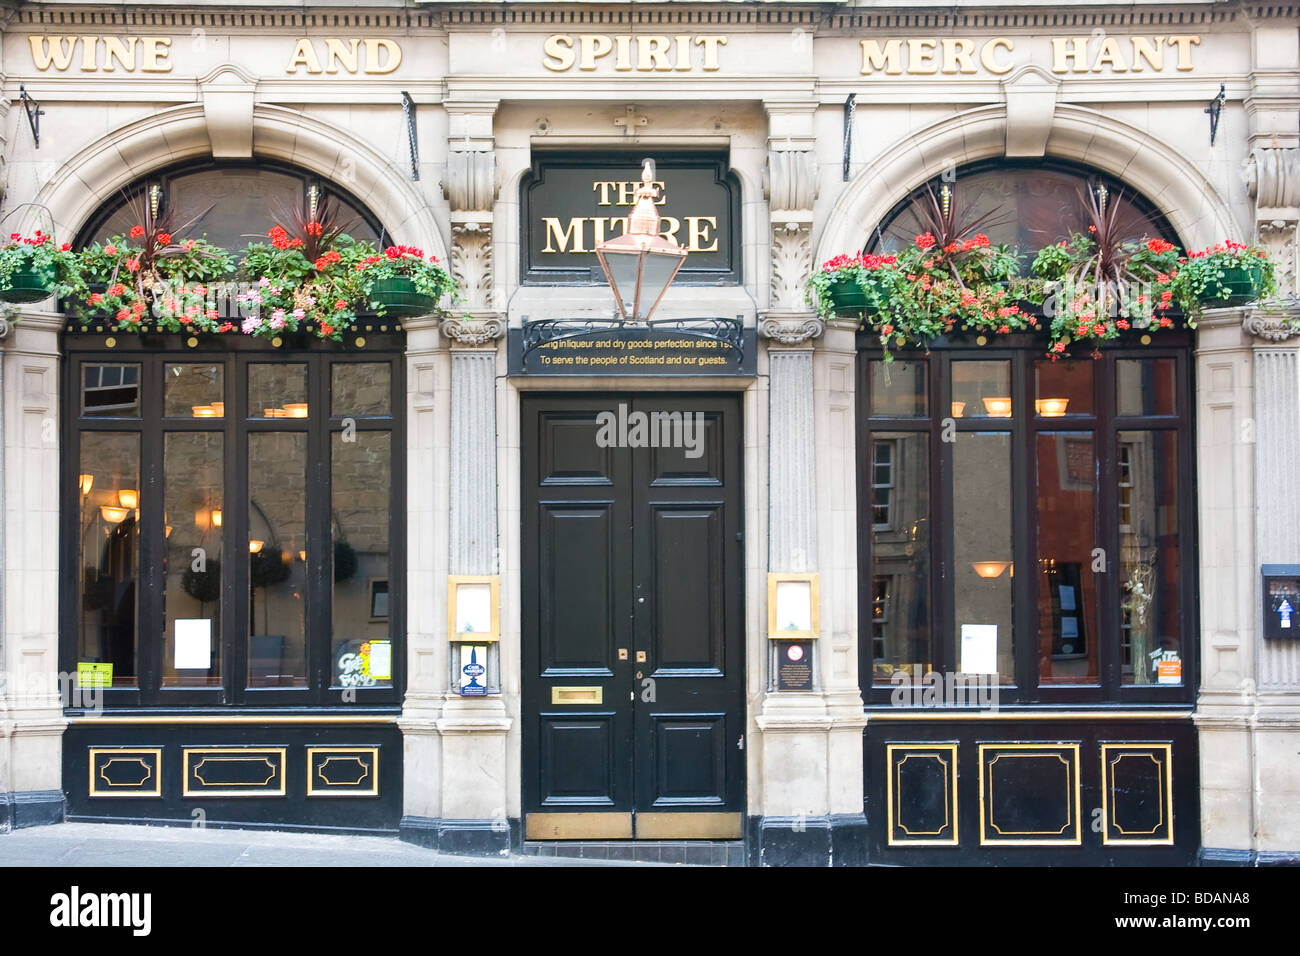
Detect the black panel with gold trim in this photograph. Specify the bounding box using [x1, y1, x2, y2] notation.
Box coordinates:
[863, 717, 1197, 864]
[63, 720, 402, 832]
[89, 748, 162, 798]
[886, 743, 958, 846]
[1101, 743, 1174, 845]
[307, 747, 380, 797]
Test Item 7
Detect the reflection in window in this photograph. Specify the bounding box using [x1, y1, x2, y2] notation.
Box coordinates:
[869, 432, 930, 683]
[1036, 432, 1099, 685]
[1117, 358, 1176, 416]
[248, 433, 307, 688]
[82, 364, 140, 418]
[951, 361, 1012, 419]
[78, 433, 140, 687]
[165, 364, 224, 419]
[871, 441, 895, 529]
[954, 432, 1014, 684]
[331, 432, 392, 688]
[1119, 431, 1182, 685]
[163, 433, 223, 687]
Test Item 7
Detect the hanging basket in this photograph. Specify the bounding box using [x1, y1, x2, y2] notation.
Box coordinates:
[367, 277, 435, 318]
[0, 265, 57, 303]
[1196, 262, 1264, 308]
[826, 277, 888, 318]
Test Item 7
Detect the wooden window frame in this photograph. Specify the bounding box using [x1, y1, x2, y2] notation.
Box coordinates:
[856, 333, 1198, 707]
[60, 329, 406, 710]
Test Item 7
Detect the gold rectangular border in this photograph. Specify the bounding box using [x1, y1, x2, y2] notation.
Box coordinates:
[448, 574, 501, 642]
[306, 746, 380, 797]
[88, 747, 162, 798]
[885, 743, 959, 847]
[1100, 742, 1174, 846]
[766, 572, 820, 640]
[550, 685, 604, 705]
[978, 743, 1081, 847]
[182, 747, 287, 798]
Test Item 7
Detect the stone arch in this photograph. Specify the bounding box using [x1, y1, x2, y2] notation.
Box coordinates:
[20, 102, 448, 262]
[816, 103, 1240, 265]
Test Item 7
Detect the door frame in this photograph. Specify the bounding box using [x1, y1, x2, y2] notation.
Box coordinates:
[516, 388, 749, 840]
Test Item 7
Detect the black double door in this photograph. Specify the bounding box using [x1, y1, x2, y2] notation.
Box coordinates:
[522, 394, 745, 840]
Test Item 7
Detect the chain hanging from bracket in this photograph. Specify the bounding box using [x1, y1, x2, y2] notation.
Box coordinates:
[19, 85, 43, 149]
[401, 91, 419, 181]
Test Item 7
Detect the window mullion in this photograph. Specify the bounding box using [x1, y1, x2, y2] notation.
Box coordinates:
[309, 355, 332, 702]
[1097, 355, 1121, 699]
[139, 358, 165, 704]
[934, 353, 954, 676]
[1012, 352, 1035, 703]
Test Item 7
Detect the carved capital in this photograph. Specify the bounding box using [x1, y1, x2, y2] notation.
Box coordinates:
[451, 222, 494, 313]
[769, 221, 813, 315]
[759, 313, 825, 345]
[1244, 148, 1300, 209]
[443, 149, 496, 215]
[440, 312, 505, 347]
[1243, 296, 1300, 342]
[765, 149, 818, 215]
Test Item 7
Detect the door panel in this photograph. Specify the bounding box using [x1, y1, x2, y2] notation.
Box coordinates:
[523, 393, 744, 839]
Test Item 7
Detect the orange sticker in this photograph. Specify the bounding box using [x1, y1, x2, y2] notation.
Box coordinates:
[1157, 659, 1182, 684]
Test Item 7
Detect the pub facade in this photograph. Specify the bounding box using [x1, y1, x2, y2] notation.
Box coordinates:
[0, 0, 1297, 866]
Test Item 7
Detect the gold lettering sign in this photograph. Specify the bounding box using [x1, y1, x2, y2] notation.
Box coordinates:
[543, 34, 727, 72]
[285, 38, 402, 74]
[861, 35, 1200, 75]
[540, 179, 719, 255]
[28, 35, 173, 72]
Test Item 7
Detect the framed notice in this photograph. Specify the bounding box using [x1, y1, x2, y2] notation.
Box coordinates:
[448, 575, 500, 642]
[767, 572, 819, 640]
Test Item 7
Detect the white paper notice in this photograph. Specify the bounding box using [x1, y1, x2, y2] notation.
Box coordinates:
[174, 619, 212, 670]
[960, 624, 999, 674]
[367, 640, 392, 680]
[774, 580, 813, 632]
[1058, 585, 1076, 611]
[455, 583, 492, 635]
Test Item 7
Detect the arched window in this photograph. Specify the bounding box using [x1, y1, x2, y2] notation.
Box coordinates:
[865, 160, 1177, 256]
[74, 160, 385, 253]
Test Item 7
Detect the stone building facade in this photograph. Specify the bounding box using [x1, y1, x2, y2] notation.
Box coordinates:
[0, 0, 1297, 865]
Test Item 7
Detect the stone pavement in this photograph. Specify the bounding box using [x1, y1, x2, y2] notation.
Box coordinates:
[0, 822, 686, 867]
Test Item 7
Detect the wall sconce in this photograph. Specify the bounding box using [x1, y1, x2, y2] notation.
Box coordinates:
[767, 572, 820, 640]
[283, 403, 309, 419]
[212, 509, 222, 527]
[981, 397, 1013, 418]
[298, 550, 307, 562]
[1035, 397, 1070, 417]
[249, 540, 264, 554]
[192, 405, 218, 418]
[950, 401, 966, 418]
[117, 489, 139, 509]
[971, 561, 1009, 578]
[79, 474, 94, 496]
[165, 524, 174, 538]
[448, 575, 500, 641]
[100, 505, 130, 524]
[263, 408, 287, 419]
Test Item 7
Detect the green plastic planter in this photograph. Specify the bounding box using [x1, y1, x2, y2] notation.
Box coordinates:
[368, 277, 436, 318]
[0, 265, 56, 303]
[1197, 261, 1264, 308]
[826, 277, 884, 318]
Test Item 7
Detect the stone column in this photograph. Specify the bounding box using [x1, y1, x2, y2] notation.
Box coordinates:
[0, 310, 67, 831]
[397, 316, 451, 846]
[753, 101, 867, 866]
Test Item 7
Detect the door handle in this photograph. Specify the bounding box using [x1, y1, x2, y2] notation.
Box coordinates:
[636, 651, 647, 663]
[618, 648, 628, 660]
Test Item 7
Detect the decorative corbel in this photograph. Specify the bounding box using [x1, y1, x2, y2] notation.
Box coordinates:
[762, 137, 822, 345]
[1244, 147, 1300, 293]
[441, 102, 502, 346]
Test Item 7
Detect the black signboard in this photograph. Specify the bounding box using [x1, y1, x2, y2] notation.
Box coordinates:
[1263, 564, 1300, 639]
[522, 152, 740, 285]
[776, 641, 813, 691]
[509, 324, 755, 377]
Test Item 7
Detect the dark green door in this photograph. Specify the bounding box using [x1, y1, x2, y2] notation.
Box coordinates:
[521, 394, 745, 840]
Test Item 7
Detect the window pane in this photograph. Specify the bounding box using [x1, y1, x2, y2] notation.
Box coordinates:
[249, 364, 308, 420]
[248, 432, 307, 688]
[953, 432, 1014, 684]
[870, 432, 930, 684]
[331, 432, 392, 688]
[162, 433, 223, 687]
[165, 363, 224, 419]
[1117, 358, 1176, 416]
[170, 168, 303, 253]
[78, 433, 139, 687]
[869, 359, 927, 417]
[951, 360, 1012, 419]
[82, 363, 140, 418]
[1118, 431, 1182, 685]
[1036, 432, 1099, 685]
[1035, 359, 1092, 417]
[332, 363, 392, 418]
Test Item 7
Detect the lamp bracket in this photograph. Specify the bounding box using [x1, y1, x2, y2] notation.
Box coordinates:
[19, 85, 43, 149]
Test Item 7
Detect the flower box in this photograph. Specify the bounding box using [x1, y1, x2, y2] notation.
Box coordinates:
[367, 276, 436, 318]
[1195, 261, 1264, 308]
[0, 265, 56, 303]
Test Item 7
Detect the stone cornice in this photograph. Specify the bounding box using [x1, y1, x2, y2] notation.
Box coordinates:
[1243, 296, 1300, 342]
